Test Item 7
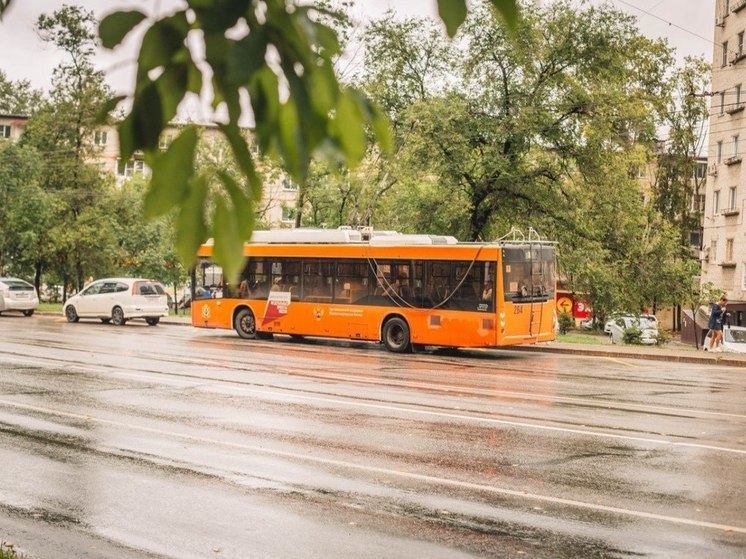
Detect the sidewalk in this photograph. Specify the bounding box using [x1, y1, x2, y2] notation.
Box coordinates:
[508, 339, 746, 368]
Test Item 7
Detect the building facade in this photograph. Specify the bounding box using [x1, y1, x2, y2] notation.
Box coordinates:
[0, 114, 28, 141]
[703, 0, 746, 325]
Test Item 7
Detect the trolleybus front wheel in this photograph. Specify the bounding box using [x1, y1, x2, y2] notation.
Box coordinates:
[382, 317, 411, 353]
[234, 308, 257, 339]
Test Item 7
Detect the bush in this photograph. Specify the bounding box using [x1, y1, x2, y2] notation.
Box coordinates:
[654, 329, 671, 346]
[558, 312, 574, 334]
[622, 326, 643, 345]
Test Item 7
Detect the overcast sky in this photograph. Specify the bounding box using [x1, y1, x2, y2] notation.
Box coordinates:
[0, 0, 715, 115]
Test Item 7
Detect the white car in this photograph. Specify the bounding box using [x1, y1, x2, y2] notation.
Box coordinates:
[607, 315, 659, 345]
[703, 325, 746, 353]
[0, 277, 39, 317]
[63, 278, 169, 326]
[604, 313, 657, 334]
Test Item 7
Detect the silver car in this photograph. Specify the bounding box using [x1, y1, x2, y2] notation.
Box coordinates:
[0, 277, 39, 317]
[63, 278, 169, 326]
[703, 325, 746, 353]
[607, 315, 659, 345]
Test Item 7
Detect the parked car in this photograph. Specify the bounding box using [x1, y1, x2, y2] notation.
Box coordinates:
[604, 313, 657, 334]
[63, 278, 169, 326]
[703, 325, 746, 353]
[607, 315, 659, 345]
[0, 277, 39, 317]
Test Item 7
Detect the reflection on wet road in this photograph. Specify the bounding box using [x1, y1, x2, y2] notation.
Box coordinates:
[0, 315, 744, 558]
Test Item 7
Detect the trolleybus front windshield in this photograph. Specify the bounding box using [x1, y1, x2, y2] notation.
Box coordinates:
[502, 245, 555, 303]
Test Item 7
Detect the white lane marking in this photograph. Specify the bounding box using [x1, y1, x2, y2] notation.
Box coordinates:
[2, 354, 745, 456]
[0, 398, 744, 535]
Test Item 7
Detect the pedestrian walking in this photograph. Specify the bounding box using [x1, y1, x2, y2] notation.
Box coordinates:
[707, 295, 728, 352]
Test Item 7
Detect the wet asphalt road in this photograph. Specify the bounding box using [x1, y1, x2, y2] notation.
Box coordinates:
[0, 315, 744, 558]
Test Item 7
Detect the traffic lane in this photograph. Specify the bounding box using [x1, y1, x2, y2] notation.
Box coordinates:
[1, 370, 743, 559]
[1, 318, 744, 556]
[3, 318, 744, 449]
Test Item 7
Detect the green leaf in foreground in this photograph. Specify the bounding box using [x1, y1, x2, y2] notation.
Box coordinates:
[488, 0, 518, 29]
[99, 10, 146, 49]
[144, 126, 198, 218]
[175, 175, 208, 265]
[437, 0, 467, 38]
[212, 196, 244, 282]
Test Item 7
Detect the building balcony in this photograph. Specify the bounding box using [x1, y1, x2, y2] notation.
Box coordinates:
[724, 155, 743, 166]
[708, 164, 718, 176]
[726, 102, 746, 114]
[733, 0, 746, 13]
[721, 208, 740, 217]
[719, 261, 737, 268]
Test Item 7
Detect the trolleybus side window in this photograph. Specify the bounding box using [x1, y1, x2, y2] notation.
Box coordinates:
[247, 257, 269, 299]
[302, 260, 334, 302]
[335, 260, 368, 304]
[452, 261, 481, 310]
[427, 262, 451, 305]
[196, 260, 223, 298]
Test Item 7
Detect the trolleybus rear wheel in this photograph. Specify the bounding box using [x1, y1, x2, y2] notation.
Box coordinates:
[382, 317, 411, 353]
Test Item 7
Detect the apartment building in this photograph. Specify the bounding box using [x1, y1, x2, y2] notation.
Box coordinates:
[703, 0, 746, 325]
[0, 114, 298, 227]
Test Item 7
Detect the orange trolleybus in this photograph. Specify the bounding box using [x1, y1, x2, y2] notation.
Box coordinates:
[190, 228, 556, 352]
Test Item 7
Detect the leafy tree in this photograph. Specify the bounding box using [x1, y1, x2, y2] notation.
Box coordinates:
[363, 2, 672, 242]
[0, 142, 53, 287]
[359, 2, 703, 319]
[19, 6, 117, 295]
[651, 56, 710, 251]
[0, 70, 43, 114]
[90, 0, 517, 280]
[110, 177, 187, 289]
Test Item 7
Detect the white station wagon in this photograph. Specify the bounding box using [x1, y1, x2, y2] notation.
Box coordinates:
[0, 277, 39, 317]
[63, 278, 169, 326]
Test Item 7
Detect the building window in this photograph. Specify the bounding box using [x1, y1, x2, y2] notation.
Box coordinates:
[726, 0, 731, 13]
[726, 238, 734, 261]
[723, 40, 730, 66]
[117, 159, 146, 177]
[714, 190, 721, 214]
[740, 32, 745, 55]
[691, 193, 706, 212]
[738, 84, 743, 105]
[720, 92, 726, 114]
[282, 176, 298, 191]
[0, 125, 10, 139]
[742, 264, 746, 290]
[281, 206, 295, 223]
[729, 186, 738, 210]
[734, 134, 740, 157]
[711, 239, 718, 262]
[718, 140, 723, 163]
[93, 130, 107, 146]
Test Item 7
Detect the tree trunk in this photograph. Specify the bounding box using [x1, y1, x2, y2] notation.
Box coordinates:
[34, 260, 43, 294]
